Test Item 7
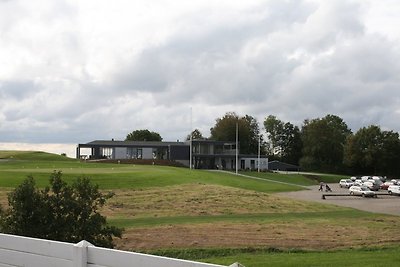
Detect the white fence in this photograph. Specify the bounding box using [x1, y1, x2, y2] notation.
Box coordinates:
[0, 233, 243, 267]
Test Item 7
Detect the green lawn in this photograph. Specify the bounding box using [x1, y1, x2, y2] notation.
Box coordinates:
[109, 209, 371, 228]
[198, 247, 400, 267]
[0, 160, 307, 192]
[238, 171, 318, 186]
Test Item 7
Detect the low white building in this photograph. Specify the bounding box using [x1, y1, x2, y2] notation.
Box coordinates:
[77, 139, 268, 171]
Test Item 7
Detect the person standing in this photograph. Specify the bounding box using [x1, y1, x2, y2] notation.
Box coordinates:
[319, 182, 324, 191]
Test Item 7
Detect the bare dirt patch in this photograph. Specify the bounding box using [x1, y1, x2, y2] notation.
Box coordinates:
[115, 219, 400, 251]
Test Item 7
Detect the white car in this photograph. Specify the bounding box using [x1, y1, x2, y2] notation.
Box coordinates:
[350, 176, 357, 181]
[362, 181, 381, 191]
[354, 179, 363, 186]
[361, 176, 371, 182]
[388, 185, 400, 195]
[349, 185, 376, 197]
[339, 179, 354, 188]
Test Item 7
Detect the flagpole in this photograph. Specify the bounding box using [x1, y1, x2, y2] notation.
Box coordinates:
[258, 133, 261, 172]
[236, 122, 238, 175]
[190, 107, 193, 170]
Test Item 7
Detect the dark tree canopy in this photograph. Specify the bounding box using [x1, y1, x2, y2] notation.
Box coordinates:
[344, 125, 400, 176]
[264, 115, 302, 165]
[186, 129, 205, 141]
[210, 112, 265, 155]
[300, 114, 351, 172]
[264, 115, 284, 156]
[0, 171, 123, 248]
[125, 129, 162, 141]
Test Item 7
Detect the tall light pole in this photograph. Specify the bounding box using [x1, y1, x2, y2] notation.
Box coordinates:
[190, 107, 193, 170]
[235, 122, 238, 175]
[258, 133, 261, 172]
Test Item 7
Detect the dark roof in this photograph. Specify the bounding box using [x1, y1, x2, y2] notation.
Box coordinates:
[268, 160, 299, 170]
[80, 139, 238, 148]
[79, 140, 187, 148]
[190, 139, 236, 145]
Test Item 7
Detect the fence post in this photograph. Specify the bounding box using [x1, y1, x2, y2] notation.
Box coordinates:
[73, 240, 93, 267]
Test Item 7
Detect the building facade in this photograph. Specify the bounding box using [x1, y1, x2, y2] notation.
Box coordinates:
[76, 139, 268, 171]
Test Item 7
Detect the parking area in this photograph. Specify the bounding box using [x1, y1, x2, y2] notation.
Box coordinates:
[277, 183, 400, 216]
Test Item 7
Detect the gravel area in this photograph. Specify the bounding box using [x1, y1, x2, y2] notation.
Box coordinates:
[277, 183, 400, 216]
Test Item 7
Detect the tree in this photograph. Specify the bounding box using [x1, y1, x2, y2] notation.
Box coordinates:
[186, 129, 205, 141]
[242, 115, 265, 156]
[210, 112, 265, 154]
[125, 129, 162, 141]
[264, 115, 284, 156]
[280, 122, 302, 165]
[380, 130, 400, 176]
[0, 171, 122, 248]
[300, 114, 351, 172]
[344, 125, 400, 175]
[263, 115, 302, 164]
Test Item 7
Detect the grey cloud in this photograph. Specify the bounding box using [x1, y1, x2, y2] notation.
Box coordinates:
[111, 0, 316, 106]
[104, 0, 400, 135]
[271, 33, 400, 131]
[0, 80, 38, 100]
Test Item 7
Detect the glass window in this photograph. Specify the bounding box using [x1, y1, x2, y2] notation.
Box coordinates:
[136, 148, 142, 159]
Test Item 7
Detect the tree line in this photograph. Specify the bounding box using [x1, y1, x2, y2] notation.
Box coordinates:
[125, 112, 400, 176]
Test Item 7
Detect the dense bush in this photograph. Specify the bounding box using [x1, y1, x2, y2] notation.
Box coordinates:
[0, 171, 122, 248]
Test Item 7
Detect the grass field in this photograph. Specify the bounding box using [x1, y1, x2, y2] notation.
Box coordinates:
[197, 246, 400, 267]
[1, 150, 400, 266]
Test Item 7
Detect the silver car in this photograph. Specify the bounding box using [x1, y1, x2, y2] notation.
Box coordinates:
[349, 185, 376, 197]
[339, 179, 354, 188]
[388, 185, 400, 195]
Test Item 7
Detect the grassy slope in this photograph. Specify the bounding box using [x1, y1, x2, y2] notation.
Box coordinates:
[0, 151, 76, 161]
[0, 160, 308, 192]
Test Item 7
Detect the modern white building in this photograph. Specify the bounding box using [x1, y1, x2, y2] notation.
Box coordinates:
[77, 139, 268, 171]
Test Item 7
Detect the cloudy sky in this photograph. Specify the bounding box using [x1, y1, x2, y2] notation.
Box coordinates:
[1, 0, 400, 157]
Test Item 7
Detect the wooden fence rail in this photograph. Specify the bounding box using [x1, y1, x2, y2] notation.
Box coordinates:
[0, 233, 243, 267]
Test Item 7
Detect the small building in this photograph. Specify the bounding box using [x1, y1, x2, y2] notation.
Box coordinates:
[76, 139, 268, 171]
[268, 160, 300, 172]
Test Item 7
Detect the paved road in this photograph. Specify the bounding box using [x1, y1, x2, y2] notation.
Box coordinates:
[276, 183, 400, 216]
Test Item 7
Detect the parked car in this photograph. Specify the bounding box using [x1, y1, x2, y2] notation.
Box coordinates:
[388, 185, 400, 196]
[339, 179, 354, 188]
[380, 181, 394, 190]
[350, 176, 358, 181]
[362, 180, 381, 191]
[354, 179, 363, 186]
[349, 185, 376, 197]
[361, 176, 372, 182]
[371, 176, 385, 183]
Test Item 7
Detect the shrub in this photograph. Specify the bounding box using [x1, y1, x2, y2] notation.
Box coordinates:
[0, 171, 123, 248]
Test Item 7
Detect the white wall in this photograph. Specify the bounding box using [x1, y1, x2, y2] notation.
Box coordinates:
[114, 147, 127, 159]
[243, 158, 268, 171]
[0, 233, 239, 267]
[142, 148, 153, 159]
